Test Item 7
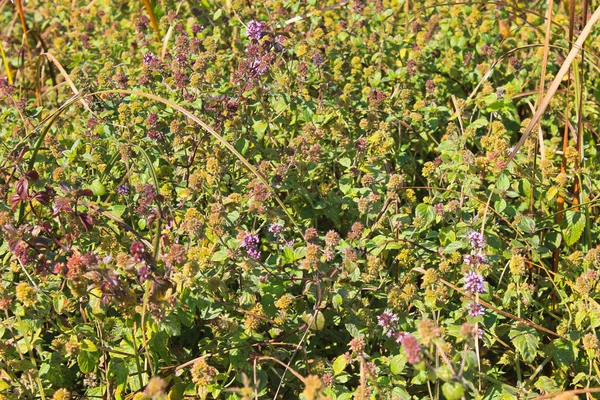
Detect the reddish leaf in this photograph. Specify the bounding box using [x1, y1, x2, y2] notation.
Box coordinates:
[76, 189, 94, 197]
[25, 170, 39, 181]
[78, 213, 94, 231]
[9, 193, 21, 211]
[32, 191, 50, 205]
[15, 178, 28, 201]
[53, 197, 73, 214]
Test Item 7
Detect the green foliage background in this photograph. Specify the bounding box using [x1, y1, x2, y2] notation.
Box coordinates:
[0, 0, 600, 399]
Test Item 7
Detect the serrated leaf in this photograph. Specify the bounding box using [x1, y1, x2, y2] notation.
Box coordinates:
[211, 249, 228, 262]
[509, 326, 539, 363]
[415, 203, 435, 225]
[546, 186, 558, 201]
[253, 120, 268, 134]
[519, 216, 536, 234]
[497, 173, 510, 191]
[563, 210, 585, 246]
[333, 355, 347, 376]
[390, 353, 407, 375]
[78, 350, 99, 374]
[550, 339, 574, 370]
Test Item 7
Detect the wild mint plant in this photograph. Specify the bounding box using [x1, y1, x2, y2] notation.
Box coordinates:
[1, 0, 600, 399]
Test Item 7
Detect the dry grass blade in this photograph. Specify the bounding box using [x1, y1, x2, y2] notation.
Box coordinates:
[505, 4, 600, 166]
[141, 0, 162, 42]
[534, 0, 553, 158]
[526, 100, 546, 161]
[530, 387, 600, 399]
[14, 0, 31, 61]
[0, 38, 13, 85]
[42, 52, 93, 114]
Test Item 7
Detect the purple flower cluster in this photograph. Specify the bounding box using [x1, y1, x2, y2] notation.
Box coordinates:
[464, 253, 487, 268]
[464, 271, 485, 294]
[268, 222, 285, 235]
[143, 52, 159, 67]
[246, 20, 264, 40]
[117, 185, 129, 195]
[377, 311, 399, 337]
[130, 241, 152, 281]
[377, 312, 422, 364]
[467, 231, 485, 250]
[268, 222, 294, 247]
[468, 302, 485, 316]
[241, 233, 261, 260]
[397, 333, 422, 364]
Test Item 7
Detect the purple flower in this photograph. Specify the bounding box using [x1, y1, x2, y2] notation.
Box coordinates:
[464, 253, 487, 267]
[246, 20, 264, 40]
[476, 253, 487, 264]
[138, 264, 150, 282]
[312, 52, 324, 65]
[241, 233, 260, 249]
[274, 34, 285, 51]
[147, 129, 162, 140]
[117, 185, 130, 195]
[464, 271, 485, 294]
[467, 231, 485, 249]
[250, 58, 269, 75]
[130, 241, 145, 255]
[246, 248, 261, 260]
[241, 233, 261, 260]
[397, 333, 421, 364]
[468, 302, 485, 316]
[143, 52, 158, 66]
[268, 222, 285, 235]
[464, 254, 474, 267]
[378, 311, 398, 329]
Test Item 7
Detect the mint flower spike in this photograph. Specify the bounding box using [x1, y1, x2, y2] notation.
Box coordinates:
[467, 231, 485, 250]
[246, 20, 264, 40]
[464, 271, 485, 294]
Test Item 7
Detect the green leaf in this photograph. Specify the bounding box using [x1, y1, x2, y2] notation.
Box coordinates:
[509, 326, 539, 363]
[497, 173, 510, 191]
[78, 350, 100, 374]
[333, 355, 347, 376]
[81, 339, 98, 352]
[390, 353, 407, 375]
[211, 249, 229, 262]
[213, 8, 223, 21]
[550, 339, 575, 370]
[563, 210, 585, 246]
[302, 311, 325, 330]
[253, 120, 268, 134]
[519, 216, 536, 234]
[90, 179, 106, 196]
[109, 204, 126, 218]
[161, 313, 181, 336]
[415, 203, 435, 225]
[444, 241, 464, 253]
[546, 186, 559, 201]
[391, 387, 411, 400]
[338, 157, 352, 168]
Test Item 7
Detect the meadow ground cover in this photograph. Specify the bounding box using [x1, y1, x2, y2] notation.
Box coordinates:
[1, 0, 600, 399]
